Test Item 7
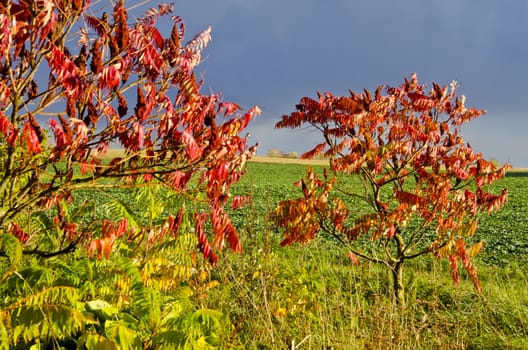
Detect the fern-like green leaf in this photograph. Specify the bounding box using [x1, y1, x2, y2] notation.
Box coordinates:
[0, 315, 8, 350]
[31, 210, 55, 232]
[80, 333, 120, 350]
[133, 285, 162, 329]
[105, 320, 143, 350]
[6, 304, 97, 346]
[121, 259, 144, 292]
[102, 196, 141, 231]
[47, 257, 82, 286]
[6, 266, 55, 294]
[0, 233, 22, 282]
[155, 309, 230, 349]
[152, 330, 187, 349]
[134, 185, 165, 222]
[6, 286, 79, 309]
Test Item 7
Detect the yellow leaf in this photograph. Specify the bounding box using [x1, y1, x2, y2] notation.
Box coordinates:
[274, 307, 287, 318]
[206, 280, 219, 290]
[466, 241, 484, 258]
[199, 271, 208, 281]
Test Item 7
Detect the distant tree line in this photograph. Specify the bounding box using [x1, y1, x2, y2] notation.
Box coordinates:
[266, 148, 299, 158]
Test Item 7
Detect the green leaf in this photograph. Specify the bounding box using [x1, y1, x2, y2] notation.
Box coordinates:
[0, 316, 8, 350]
[0, 233, 22, 282]
[105, 320, 142, 350]
[8, 304, 96, 345]
[152, 330, 186, 349]
[82, 334, 120, 350]
[102, 196, 141, 231]
[154, 309, 230, 349]
[134, 185, 164, 222]
[85, 300, 119, 321]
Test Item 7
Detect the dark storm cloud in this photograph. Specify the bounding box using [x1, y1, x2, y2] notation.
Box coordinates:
[169, 0, 528, 166]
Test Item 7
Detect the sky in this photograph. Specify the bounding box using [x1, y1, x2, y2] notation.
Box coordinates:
[142, 0, 528, 166]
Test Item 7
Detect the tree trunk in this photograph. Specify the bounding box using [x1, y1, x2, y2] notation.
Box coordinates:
[392, 260, 405, 306]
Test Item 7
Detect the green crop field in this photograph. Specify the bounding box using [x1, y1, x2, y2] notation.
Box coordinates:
[231, 161, 528, 265]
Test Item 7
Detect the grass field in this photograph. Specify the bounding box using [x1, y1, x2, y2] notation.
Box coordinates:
[202, 160, 528, 349]
[250, 155, 329, 165]
[3, 155, 526, 348]
[56, 153, 528, 348]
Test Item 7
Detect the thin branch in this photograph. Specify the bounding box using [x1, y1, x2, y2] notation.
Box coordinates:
[0, 241, 78, 259]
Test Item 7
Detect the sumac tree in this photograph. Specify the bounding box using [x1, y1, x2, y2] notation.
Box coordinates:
[0, 1, 259, 263]
[273, 74, 509, 305]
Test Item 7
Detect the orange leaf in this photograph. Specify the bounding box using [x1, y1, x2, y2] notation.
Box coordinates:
[347, 251, 359, 265]
[448, 255, 460, 285]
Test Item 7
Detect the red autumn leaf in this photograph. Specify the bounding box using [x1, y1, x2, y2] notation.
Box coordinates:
[301, 142, 327, 159]
[37, 0, 56, 42]
[47, 45, 85, 98]
[211, 208, 241, 253]
[168, 209, 185, 238]
[80, 161, 95, 175]
[180, 128, 202, 161]
[116, 218, 128, 238]
[8, 223, 30, 244]
[99, 64, 121, 89]
[85, 15, 108, 36]
[455, 238, 482, 292]
[0, 80, 10, 107]
[87, 239, 102, 258]
[407, 92, 437, 111]
[395, 190, 425, 207]
[231, 195, 251, 209]
[195, 213, 218, 265]
[183, 26, 212, 56]
[147, 27, 165, 49]
[385, 224, 396, 238]
[166, 170, 192, 190]
[130, 29, 164, 76]
[22, 122, 42, 155]
[0, 113, 18, 145]
[88, 218, 129, 260]
[0, 14, 11, 60]
[48, 119, 66, 153]
[210, 162, 229, 183]
[69, 118, 89, 150]
[140, 2, 175, 26]
[88, 237, 113, 260]
[133, 122, 144, 149]
[218, 101, 242, 115]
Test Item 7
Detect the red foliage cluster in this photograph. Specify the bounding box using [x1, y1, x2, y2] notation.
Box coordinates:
[274, 74, 510, 292]
[0, 1, 259, 263]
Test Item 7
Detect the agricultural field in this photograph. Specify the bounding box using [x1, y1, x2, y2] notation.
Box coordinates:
[203, 160, 528, 349]
[2, 157, 527, 349]
[232, 160, 528, 265]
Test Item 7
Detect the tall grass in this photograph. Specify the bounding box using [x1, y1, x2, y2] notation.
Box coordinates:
[202, 161, 528, 349]
[206, 234, 528, 349]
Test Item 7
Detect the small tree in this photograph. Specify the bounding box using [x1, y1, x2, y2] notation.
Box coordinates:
[0, 1, 259, 263]
[273, 74, 509, 305]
